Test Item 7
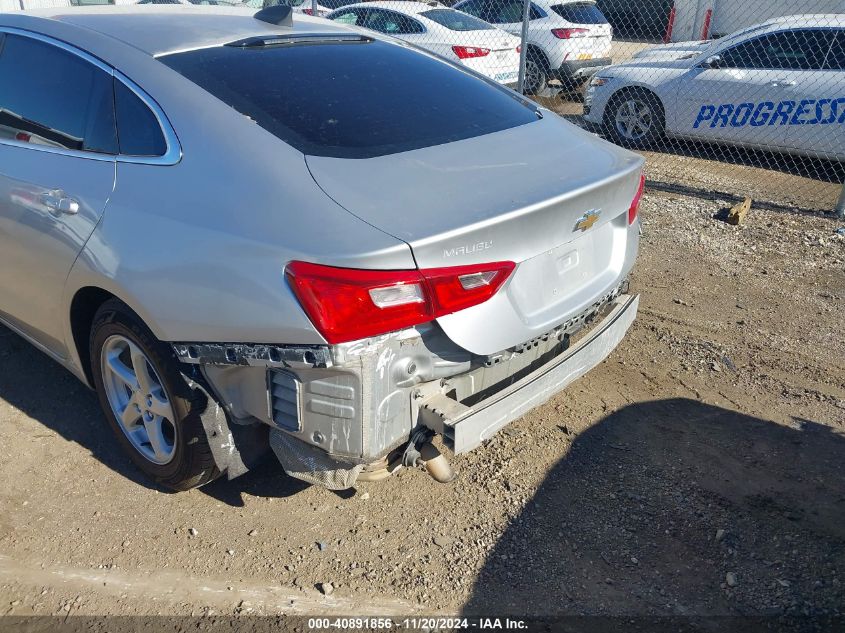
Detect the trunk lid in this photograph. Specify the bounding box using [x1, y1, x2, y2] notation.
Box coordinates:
[306, 114, 643, 354]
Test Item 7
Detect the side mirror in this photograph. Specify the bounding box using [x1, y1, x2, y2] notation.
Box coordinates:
[701, 55, 723, 69]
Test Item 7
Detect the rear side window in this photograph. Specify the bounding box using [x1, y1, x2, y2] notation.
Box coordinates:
[160, 39, 537, 158]
[0, 34, 117, 154]
[488, 0, 543, 23]
[321, 0, 358, 9]
[458, 0, 542, 23]
[421, 9, 494, 31]
[825, 30, 845, 70]
[330, 8, 366, 25]
[364, 9, 425, 35]
[551, 2, 607, 24]
[114, 80, 167, 157]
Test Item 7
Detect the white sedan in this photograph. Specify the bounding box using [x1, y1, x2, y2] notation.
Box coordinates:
[327, 1, 522, 86]
[584, 15, 845, 161]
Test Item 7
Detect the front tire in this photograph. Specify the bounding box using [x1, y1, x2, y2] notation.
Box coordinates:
[605, 89, 665, 148]
[90, 299, 221, 490]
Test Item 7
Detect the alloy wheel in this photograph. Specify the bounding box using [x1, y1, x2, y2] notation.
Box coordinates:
[100, 335, 177, 465]
[614, 97, 653, 142]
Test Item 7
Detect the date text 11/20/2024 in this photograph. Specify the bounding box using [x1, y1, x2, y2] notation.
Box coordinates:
[307, 617, 529, 630]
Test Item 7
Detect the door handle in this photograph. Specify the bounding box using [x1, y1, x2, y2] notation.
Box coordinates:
[41, 190, 80, 215]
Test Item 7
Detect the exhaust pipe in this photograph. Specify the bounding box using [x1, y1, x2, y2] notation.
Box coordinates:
[418, 442, 457, 484]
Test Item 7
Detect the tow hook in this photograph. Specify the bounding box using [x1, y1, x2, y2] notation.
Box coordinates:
[402, 429, 457, 484]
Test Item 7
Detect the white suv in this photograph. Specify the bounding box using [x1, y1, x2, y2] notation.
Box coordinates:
[453, 0, 612, 93]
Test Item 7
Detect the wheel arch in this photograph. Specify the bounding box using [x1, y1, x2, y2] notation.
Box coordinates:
[526, 43, 551, 69]
[68, 286, 162, 388]
[604, 84, 666, 127]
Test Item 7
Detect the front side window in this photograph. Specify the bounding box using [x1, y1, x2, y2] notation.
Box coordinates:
[160, 38, 538, 158]
[421, 9, 494, 31]
[364, 9, 425, 35]
[720, 29, 834, 70]
[0, 34, 117, 154]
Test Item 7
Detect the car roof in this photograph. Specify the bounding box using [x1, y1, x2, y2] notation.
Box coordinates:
[336, 1, 443, 15]
[3, 6, 355, 57]
[760, 14, 845, 30]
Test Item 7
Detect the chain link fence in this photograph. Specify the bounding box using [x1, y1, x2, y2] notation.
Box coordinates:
[8, 0, 842, 213]
[316, 0, 845, 214]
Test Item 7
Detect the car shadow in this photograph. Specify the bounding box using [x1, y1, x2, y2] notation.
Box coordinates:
[199, 457, 310, 507]
[0, 324, 307, 503]
[462, 398, 845, 620]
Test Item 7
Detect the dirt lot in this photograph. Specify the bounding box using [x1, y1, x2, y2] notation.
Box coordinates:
[0, 190, 844, 621]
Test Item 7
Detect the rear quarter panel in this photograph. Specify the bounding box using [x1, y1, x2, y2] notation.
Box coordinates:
[58, 28, 415, 377]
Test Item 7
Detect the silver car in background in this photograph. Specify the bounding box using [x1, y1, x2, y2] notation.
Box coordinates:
[0, 5, 643, 491]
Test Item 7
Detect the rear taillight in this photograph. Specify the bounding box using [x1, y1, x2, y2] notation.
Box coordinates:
[286, 260, 515, 344]
[302, 7, 313, 14]
[628, 174, 645, 225]
[452, 45, 490, 59]
[516, 45, 522, 53]
[15, 132, 30, 142]
[552, 28, 589, 39]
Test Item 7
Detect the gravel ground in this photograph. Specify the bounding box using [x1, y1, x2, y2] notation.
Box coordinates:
[0, 190, 843, 620]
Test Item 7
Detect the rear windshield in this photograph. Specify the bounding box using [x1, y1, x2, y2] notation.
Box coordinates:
[550, 2, 607, 24]
[160, 38, 537, 158]
[421, 9, 494, 31]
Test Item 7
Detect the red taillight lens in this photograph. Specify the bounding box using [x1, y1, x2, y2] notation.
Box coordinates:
[15, 132, 31, 142]
[452, 45, 490, 59]
[286, 260, 515, 344]
[516, 45, 522, 53]
[628, 174, 645, 225]
[424, 262, 515, 316]
[552, 28, 589, 39]
[302, 7, 313, 14]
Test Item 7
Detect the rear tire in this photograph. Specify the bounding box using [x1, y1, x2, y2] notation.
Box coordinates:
[605, 88, 665, 148]
[90, 299, 221, 491]
[523, 52, 549, 95]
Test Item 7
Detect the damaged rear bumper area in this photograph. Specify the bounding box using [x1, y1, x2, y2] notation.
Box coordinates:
[416, 293, 638, 453]
[171, 291, 638, 490]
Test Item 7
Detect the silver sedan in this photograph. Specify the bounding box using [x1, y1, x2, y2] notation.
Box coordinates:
[0, 5, 643, 490]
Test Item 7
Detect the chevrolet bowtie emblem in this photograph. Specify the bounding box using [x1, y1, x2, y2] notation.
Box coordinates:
[574, 210, 601, 232]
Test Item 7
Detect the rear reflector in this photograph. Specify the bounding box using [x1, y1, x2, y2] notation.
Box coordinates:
[552, 28, 589, 39]
[286, 260, 515, 344]
[15, 132, 31, 142]
[628, 173, 645, 225]
[452, 45, 490, 59]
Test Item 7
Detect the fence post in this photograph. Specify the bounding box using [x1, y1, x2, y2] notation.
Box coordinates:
[516, 0, 531, 95]
[311, 0, 318, 17]
[835, 182, 845, 219]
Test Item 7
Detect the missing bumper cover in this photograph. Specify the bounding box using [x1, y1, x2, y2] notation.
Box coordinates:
[172, 342, 331, 369]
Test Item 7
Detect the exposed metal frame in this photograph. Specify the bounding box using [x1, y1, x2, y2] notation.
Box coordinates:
[0, 27, 182, 167]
